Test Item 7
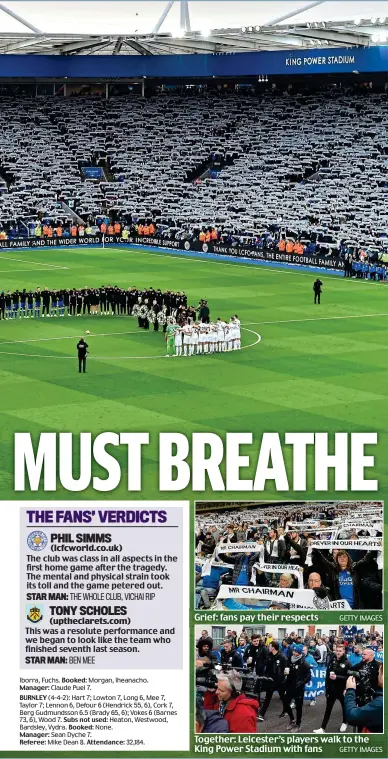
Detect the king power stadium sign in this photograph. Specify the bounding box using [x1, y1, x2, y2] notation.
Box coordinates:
[286, 54, 356, 68]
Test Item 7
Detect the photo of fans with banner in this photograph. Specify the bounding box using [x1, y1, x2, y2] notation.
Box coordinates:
[195, 501, 383, 611]
[195, 623, 383, 734]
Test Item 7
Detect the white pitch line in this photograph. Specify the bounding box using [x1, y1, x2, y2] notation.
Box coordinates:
[244, 312, 388, 327]
[0, 328, 261, 359]
[0, 330, 139, 346]
[0, 255, 67, 269]
[0, 313, 385, 348]
[0, 268, 68, 274]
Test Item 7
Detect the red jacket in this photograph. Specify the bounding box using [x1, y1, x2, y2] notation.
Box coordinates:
[224, 695, 259, 733]
[203, 690, 219, 710]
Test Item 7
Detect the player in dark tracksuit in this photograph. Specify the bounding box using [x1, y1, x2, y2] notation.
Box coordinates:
[259, 642, 287, 720]
[69, 290, 76, 316]
[314, 642, 351, 733]
[313, 278, 323, 304]
[42, 288, 51, 317]
[99, 287, 107, 315]
[83, 289, 91, 315]
[282, 644, 311, 732]
[106, 286, 114, 314]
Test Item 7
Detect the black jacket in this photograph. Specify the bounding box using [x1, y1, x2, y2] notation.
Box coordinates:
[284, 656, 311, 694]
[77, 340, 88, 358]
[244, 643, 268, 676]
[220, 647, 244, 669]
[263, 651, 287, 690]
[218, 552, 262, 585]
[264, 538, 286, 563]
[353, 658, 380, 696]
[311, 550, 378, 609]
[284, 535, 308, 566]
[325, 653, 351, 695]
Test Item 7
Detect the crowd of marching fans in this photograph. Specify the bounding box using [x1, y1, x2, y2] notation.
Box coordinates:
[195, 626, 383, 734]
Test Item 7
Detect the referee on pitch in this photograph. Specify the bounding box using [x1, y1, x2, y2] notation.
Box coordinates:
[77, 337, 89, 373]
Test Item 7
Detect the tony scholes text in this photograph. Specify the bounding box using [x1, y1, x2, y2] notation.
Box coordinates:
[14, 431, 378, 492]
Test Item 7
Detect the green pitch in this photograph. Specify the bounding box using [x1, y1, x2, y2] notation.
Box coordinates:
[0, 245, 387, 502]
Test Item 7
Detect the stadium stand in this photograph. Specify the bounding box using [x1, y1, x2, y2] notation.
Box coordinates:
[1, 87, 388, 257]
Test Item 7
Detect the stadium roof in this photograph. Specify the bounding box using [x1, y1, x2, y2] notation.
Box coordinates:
[0, 1, 388, 55]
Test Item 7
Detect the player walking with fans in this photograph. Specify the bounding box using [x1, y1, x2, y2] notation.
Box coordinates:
[258, 641, 287, 722]
[314, 641, 350, 734]
[282, 644, 311, 732]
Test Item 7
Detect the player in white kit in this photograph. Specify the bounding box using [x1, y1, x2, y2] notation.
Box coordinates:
[229, 319, 237, 350]
[174, 327, 183, 356]
[183, 324, 192, 356]
[233, 315, 241, 350]
[192, 325, 200, 355]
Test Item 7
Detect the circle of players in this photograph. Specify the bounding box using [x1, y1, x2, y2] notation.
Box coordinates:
[195, 627, 383, 734]
[167, 318, 241, 357]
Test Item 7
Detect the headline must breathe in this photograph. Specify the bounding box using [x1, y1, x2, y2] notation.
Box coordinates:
[13, 431, 378, 492]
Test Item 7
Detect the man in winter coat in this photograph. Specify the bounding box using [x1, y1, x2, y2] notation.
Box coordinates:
[216, 670, 258, 733]
[282, 643, 311, 732]
[313, 641, 351, 733]
[259, 641, 287, 721]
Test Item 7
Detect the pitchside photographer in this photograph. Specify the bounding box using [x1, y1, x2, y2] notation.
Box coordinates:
[344, 663, 383, 733]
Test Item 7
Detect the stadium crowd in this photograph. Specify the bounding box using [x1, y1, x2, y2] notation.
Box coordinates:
[195, 627, 384, 734]
[1, 87, 388, 266]
[195, 503, 383, 610]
